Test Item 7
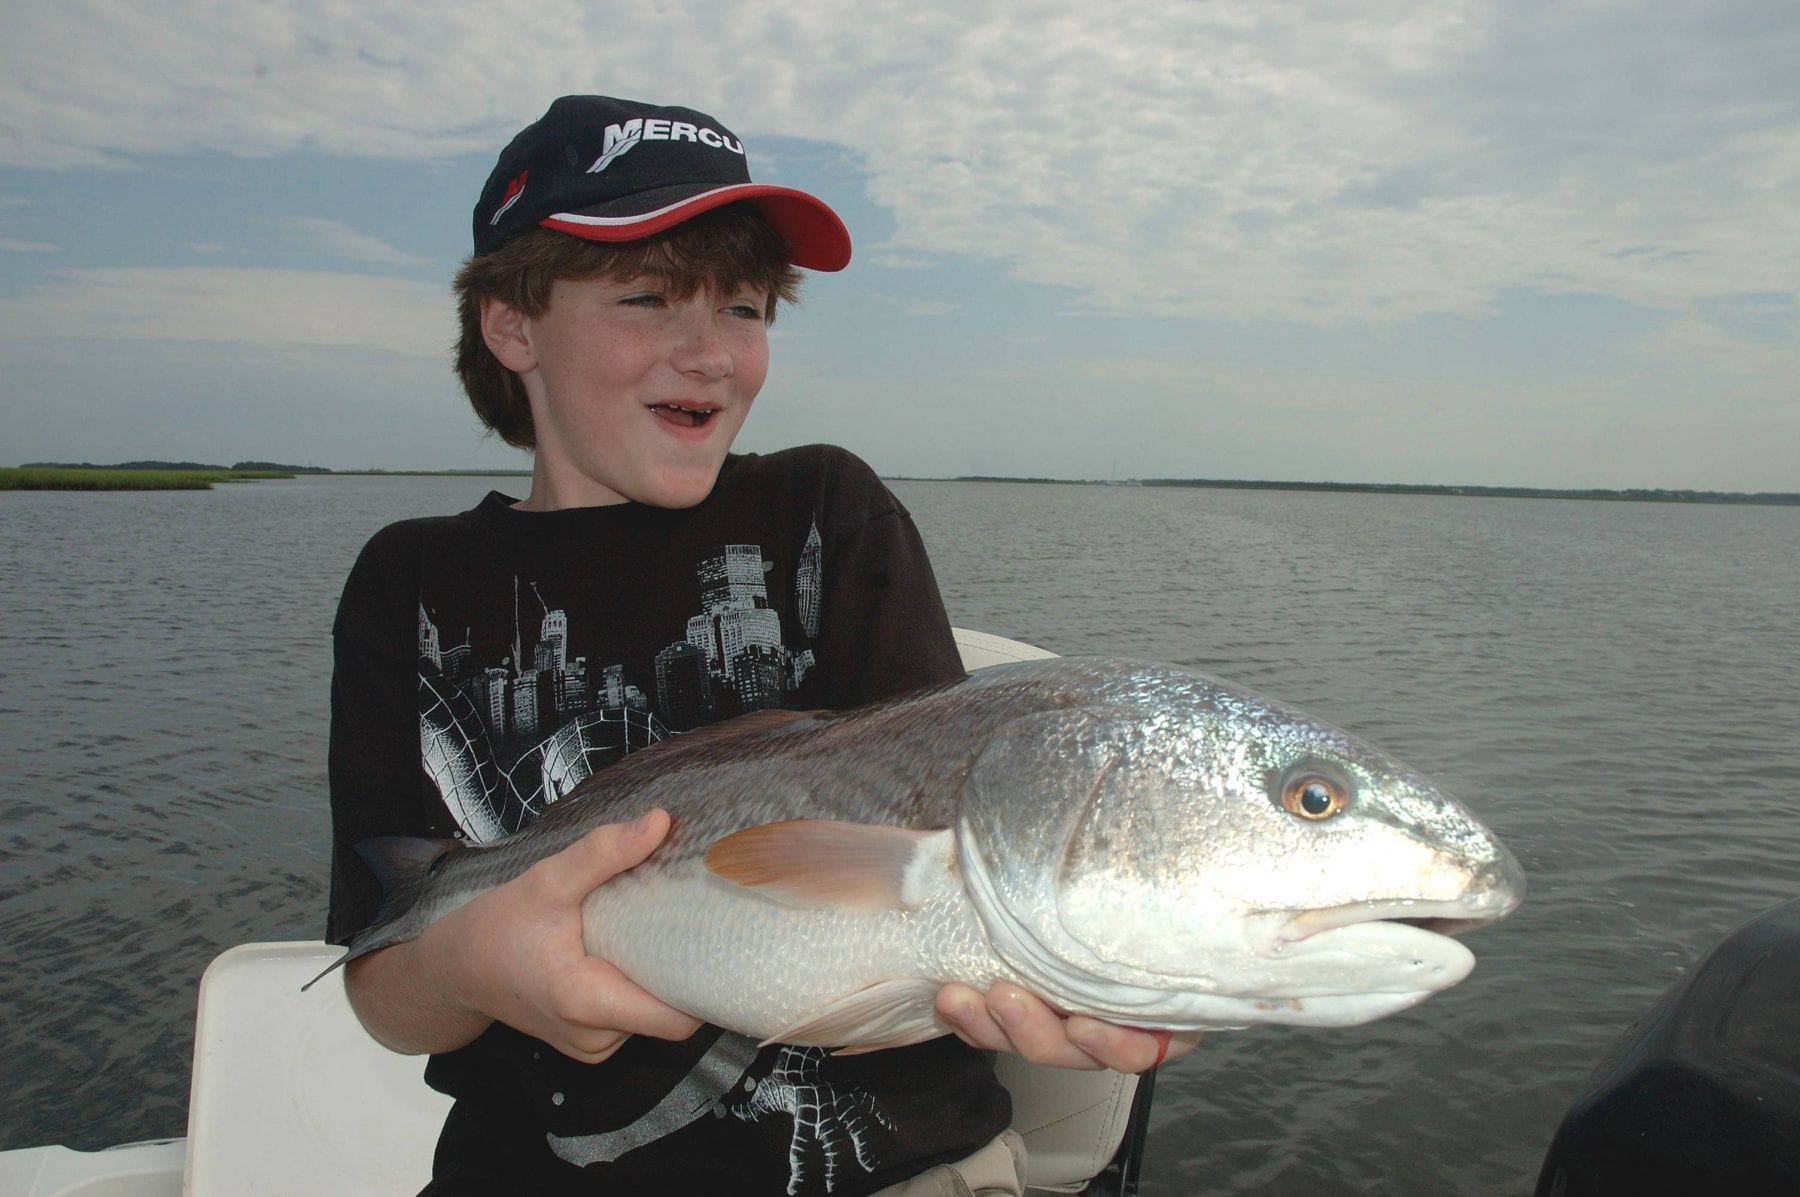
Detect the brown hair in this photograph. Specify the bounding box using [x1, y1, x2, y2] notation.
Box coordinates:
[453, 203, 804, 449]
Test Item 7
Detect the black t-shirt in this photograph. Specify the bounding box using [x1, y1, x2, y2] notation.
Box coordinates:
[327, 445, 1010, 1195]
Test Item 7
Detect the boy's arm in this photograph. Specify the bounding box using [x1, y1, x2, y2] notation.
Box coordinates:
[344, 811, 702, 1061]
[326, 530, 446, 946]
[326, 535, 697, 1061]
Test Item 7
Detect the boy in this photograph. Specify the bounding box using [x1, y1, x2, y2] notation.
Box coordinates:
[328, 95, 1184, 1195]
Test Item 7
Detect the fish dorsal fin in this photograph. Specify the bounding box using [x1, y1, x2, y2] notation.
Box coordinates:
[661, 707, 819, 752]
[763, 977, 948, 1051]
[704, 821, 958, 911]
[582, 708, 824, 788]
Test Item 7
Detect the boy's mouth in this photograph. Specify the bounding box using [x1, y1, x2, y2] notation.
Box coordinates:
[650, 403, 719, 429]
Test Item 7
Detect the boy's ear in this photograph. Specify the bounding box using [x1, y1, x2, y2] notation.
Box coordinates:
[479, 295, 536, 373]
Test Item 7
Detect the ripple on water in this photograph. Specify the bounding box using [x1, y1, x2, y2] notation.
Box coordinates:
[4, 478, 1797, 1193]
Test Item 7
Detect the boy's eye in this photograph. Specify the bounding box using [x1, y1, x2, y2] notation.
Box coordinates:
[724, 302, 764, 319]
[620, 293, 665, 308]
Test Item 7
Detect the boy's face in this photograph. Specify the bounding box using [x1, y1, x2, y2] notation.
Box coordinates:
[501, 272, 771, 510]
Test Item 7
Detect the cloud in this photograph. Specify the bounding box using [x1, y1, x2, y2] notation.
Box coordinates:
[2, 0, 1795, 331]
[0, 266, 448, 356]
[1630, 308, 1800, 386]
[287, 217, 428, 266]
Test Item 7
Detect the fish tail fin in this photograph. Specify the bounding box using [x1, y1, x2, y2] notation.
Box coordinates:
[356, 835, 465, 930]
[301, 954, 349, 992]
[299, 836, 464, 992]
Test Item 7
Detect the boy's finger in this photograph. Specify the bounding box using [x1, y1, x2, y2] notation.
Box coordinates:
[536, 809, 672, 900]
[1063, 1016, 1154, 1072]
[987, 988, 1106, 1070]
[557, 955, 704, 1042]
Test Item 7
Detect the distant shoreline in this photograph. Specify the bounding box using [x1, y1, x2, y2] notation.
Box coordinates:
[904, 475, 1800, 507]
[3, 466, 299, 491]
[3, 463, 530, 491]
[6, 463, 1795, 505]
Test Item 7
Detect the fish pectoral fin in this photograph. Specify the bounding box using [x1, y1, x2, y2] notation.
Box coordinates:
[704, 821, 957, 912]
[763, 978, 949, 1052]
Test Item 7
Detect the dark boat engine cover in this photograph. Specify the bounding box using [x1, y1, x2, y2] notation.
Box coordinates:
[1536, 897, 1800, 1195]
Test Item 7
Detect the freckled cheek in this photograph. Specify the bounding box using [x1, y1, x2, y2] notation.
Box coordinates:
[734, 337, 772, 395]
[739, 361, 771, 398]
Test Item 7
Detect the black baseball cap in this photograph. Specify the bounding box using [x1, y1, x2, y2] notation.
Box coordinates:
[472, 95, 851, 270]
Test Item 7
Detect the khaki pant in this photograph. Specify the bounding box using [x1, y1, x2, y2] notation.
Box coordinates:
[870, 1130, 1027, 1197]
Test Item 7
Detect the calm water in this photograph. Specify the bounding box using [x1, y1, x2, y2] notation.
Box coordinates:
[2, 475, 1796, 1194]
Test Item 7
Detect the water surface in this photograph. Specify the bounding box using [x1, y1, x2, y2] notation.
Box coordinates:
[2, 475, 1795, 1194]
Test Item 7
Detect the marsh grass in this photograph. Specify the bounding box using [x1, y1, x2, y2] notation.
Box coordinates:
[0, 468, 293, 491]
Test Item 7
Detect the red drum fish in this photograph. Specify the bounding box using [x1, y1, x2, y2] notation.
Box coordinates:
[330, 657, 1523, 1047]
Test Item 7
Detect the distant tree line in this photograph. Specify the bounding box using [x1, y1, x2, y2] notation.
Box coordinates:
[1135, 478, 1800, 505]
[231, 461, 331, 473]
[943, 475, 1799, 506]
[23, 460, 331, 473]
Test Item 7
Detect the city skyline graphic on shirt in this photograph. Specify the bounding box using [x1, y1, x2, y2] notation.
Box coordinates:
[418, 526, 824, 841]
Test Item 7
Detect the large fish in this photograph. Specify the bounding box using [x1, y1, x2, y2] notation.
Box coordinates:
[333, 657, 1522, 1048]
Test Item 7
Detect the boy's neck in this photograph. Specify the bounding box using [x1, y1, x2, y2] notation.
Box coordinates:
[514, 460, 630, 512]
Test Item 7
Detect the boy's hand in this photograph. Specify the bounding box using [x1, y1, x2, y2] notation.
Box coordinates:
[348, 810, 702, 1063]
[935, 982, 1201, 1074]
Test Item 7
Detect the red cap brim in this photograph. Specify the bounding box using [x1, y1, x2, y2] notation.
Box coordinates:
[540, 183, 852, 271]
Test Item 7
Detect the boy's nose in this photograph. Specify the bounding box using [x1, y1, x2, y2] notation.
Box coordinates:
[671, 309, 734, 380]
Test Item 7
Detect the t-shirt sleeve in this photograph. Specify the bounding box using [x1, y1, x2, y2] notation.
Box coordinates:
[812, 457, 965, 708]
[325, 526, 431, 945]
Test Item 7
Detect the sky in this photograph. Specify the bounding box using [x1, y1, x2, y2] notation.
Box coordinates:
[1, 0, 1796, 490]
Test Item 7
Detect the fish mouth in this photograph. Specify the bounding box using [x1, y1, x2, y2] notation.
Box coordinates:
[1279, 900, 1499, 945]
[1207, 897, 1493, 1016]
[1278, 846, 1526, 946]
[1276, 873, 1523, 947]
[1400, 915, 1500, 937]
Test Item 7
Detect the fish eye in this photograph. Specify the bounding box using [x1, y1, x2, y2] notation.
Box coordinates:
[1277, 768, 1352, 821]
